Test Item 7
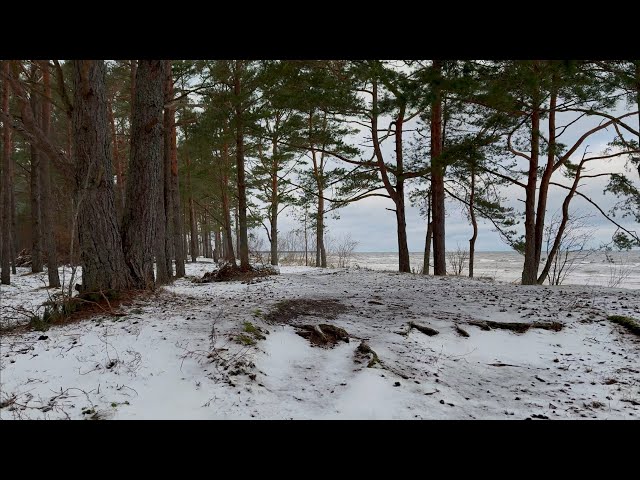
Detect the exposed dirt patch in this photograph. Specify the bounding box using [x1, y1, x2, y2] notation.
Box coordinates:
[195, 263, 279, 284]
[295, 323, 349, 347]
[264, 298, 349, 324]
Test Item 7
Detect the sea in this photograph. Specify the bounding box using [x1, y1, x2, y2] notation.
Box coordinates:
[341, 251, 640, 290]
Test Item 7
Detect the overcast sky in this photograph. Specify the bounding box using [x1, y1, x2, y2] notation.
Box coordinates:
[259, 99, 639, 253]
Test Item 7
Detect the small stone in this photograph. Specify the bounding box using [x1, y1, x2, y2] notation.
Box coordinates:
[439, 399, 445, 404]
[394, 381, 401, 387]
[37, 335, 48, 341]
[515, 397, 521, 401]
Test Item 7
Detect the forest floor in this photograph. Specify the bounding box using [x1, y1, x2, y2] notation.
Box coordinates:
[1, 260, 639, 419]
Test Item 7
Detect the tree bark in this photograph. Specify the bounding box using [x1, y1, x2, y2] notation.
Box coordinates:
[40, 62, 60, 287]
[121, 60, 165, 290]
[269, 137, 279, 266]
[534, 79, 557, 270]
[185, 143, 198, 262]
[422, 191, 432, 275]
[108, 98, 124, 215]
[164, 60, 185, 277]
[233, 61, 250, 269]
[1, 61, 13, 284]
[469, 164, 478, 278]
[221, 142, 236, 264]
[72, 60, 131, 293]
[29, 89, 43, 273]
[431, 60, 446, 276]
[522, 88, 541, 285]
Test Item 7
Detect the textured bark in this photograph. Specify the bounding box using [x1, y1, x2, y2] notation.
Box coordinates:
[1, 61, 13, 284]
[154, 147, 169, 284]
[233, 61, 250, 269]
[39, 61, 60, 287]
[108, 98, 124, 214]
[431, 60, 446, 276]
[121, 60, 165, 290]
[522, 93, 541, 285]
[72, 60, 131, 292]
[469, 165, 478, 278]
[29, 89, 43, 273]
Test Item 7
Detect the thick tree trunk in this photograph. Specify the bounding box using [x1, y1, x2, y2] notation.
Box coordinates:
[233, 61, 250, 269]
[154, 156, 169, 284]
[108, 98, 124, 215]
[39, 62, 60, 287]
[29, 90, 43, 273]
[522, 102, 541, 285]
[162, 61, 174, 278]
[469, 166, 478, 278]
[431, 60, 446, 276]
[72, 60, 131, 293]
[1, 61, 13, 284]
[121, 60, 165, 290]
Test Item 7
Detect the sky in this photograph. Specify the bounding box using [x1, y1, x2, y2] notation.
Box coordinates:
[269, 100, 639, 253]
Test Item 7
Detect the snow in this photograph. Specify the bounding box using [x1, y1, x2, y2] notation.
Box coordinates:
[1, 260, 639, 419]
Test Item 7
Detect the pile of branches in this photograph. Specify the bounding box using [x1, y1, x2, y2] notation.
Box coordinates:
[195, 263, 279, 283]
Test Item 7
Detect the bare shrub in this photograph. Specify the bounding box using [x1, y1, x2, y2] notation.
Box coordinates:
[447, 244, 468, 276]
[330, 233, 358, 268]
[543, 212, 595, 285]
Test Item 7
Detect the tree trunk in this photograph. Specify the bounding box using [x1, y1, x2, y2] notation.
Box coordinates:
[213, 227, 220, 262]
[522, 96, 541, 285]
[29, 89, 43, 273]
[121, 60, 165, 290]
[108, 98, 124, 215]
[422, 192, 432, 275]
[431, 60, 446, 276]
[233, 61, 250, 269]
[396, 193, 411, 273]
[534, 81, 557, 270]
[10, 183, 17, 274]
[185, 146, 198, 262]
[164, 61, 185, 278]
[40, 62, 60, 287]
[72, 60, 131, 292]
[423, 222, 432, 275]
[1, 61, 13, 284]
[162, 61, 174, 277]
[469, 165, 478, 278]
[270, 195, 278, 266]
[221, 142, 236, 264]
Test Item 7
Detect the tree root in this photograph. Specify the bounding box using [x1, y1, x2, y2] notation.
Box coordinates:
[454, 324, 470, 337]
[295, 323, 349, 347]
[408, 322, 439, 336]
[467, 320, 563, 333]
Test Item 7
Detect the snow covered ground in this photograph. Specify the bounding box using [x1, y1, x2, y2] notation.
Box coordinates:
[1, 260, 639, 419]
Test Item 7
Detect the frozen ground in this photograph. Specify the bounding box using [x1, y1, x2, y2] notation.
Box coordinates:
[1, 260, 639, 419]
